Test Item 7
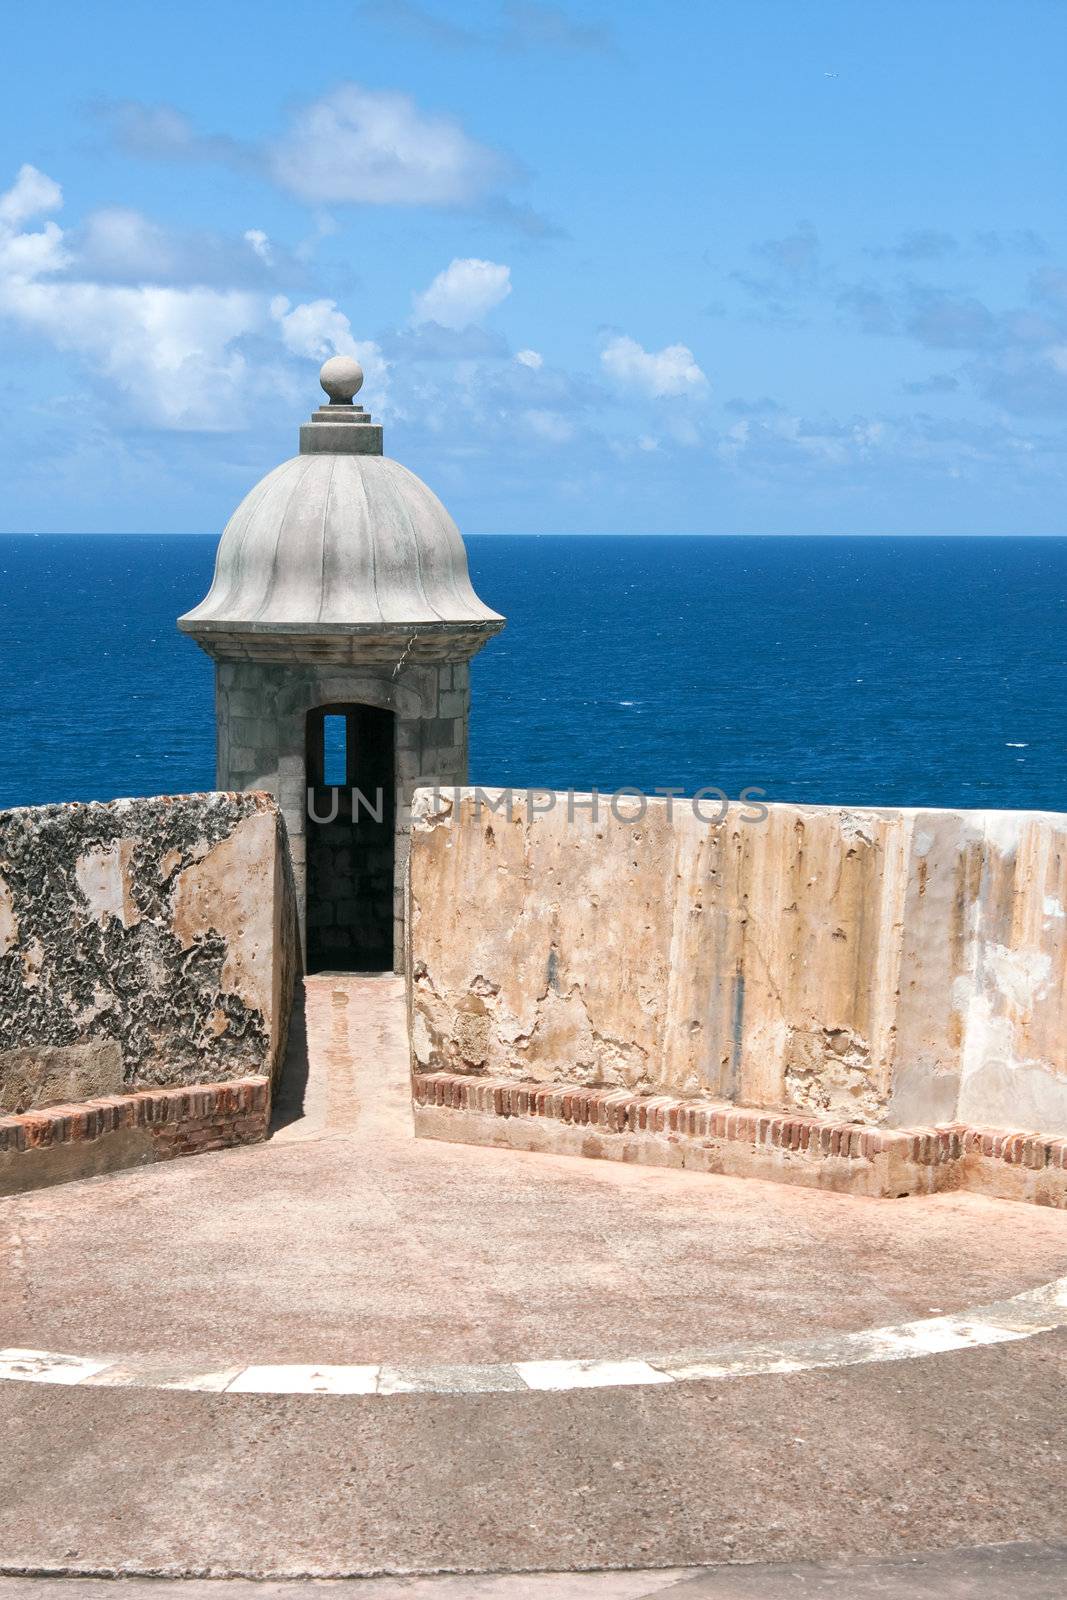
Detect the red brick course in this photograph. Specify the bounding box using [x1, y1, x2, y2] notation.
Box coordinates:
[412, 1071, 1067, 1207]
[0, 1077, 270, 1192]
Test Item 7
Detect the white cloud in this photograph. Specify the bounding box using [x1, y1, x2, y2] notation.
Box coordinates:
[717, 410, 888, 470]
[0, 164, 62, 229]
[515, 347, 543, 368]
[0, 218, 67, 278]
[0, 165, 67, 277]
[78, 208, 172, 278]
[269, 294, 356, 357]
[0, 163, 403, 431]
[5, 278, 261, 429]
[270, 85, 510, 207]
[0, 165, 261, 429]
[100, 89, 551, 232]
[244, 228, 273, 265]
[601, 335, 707, 398]
[73, 207, 292, 289]
[412, 258, 511, 330]
[523, 407, 574, 443]
[270, 295, 389, 400]
[102, 100, 248, 168]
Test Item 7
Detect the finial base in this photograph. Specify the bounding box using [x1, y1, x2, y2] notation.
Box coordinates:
[300, 421, 384, 456]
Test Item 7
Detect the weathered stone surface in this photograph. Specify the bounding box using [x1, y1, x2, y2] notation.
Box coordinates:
[0, 874, 19, 957]
[170, 811, 279, 1023]
[0, 1039, 123, 1113]
[408, 790, 1067, 1136]
[0, 792, 298, 1102]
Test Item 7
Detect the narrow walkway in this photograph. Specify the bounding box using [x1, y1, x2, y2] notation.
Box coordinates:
[276, 972, 414, 1140]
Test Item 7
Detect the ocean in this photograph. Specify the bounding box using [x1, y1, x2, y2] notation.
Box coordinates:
[0, 534, 1063, 814]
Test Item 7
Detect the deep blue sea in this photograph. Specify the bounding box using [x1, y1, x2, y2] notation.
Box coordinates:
[0, 535, 1064, 814]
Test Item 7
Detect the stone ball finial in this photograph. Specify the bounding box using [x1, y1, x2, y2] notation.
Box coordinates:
[320, 354, 364, 405]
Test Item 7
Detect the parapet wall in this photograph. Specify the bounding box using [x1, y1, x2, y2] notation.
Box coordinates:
[408, 789, 1067, 1143]
[0, 791, 298, 1114]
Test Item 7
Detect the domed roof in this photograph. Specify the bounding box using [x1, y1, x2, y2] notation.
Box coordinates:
[179, 359, 504, 663]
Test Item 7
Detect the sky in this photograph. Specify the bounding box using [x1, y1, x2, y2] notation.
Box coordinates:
[0, 0, 1065, 535]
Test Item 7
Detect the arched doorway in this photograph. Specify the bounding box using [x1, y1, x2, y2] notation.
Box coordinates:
[305, 703, 396, 973]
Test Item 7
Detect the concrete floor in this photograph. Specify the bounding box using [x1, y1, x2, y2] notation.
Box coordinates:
[4, 976, 1066, 1371]
[0, 975, 1065, 1579]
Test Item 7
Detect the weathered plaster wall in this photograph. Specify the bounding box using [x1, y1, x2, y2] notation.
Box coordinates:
[408, 790, 1067, 1136]
[0, 792, 297, 1111]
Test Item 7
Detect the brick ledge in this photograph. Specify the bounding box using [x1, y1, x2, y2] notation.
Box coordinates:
[413, 1072, 1067, 1205]
[0, 1077, 270, 1194]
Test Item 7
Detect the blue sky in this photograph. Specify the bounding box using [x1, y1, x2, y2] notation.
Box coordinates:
[1, 0, 1065, 534]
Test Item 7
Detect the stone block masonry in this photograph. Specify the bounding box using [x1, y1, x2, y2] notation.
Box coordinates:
[1, 790, 297, 1121]
[215, 659, 470, 970]
[0, 1076, 269, 1195]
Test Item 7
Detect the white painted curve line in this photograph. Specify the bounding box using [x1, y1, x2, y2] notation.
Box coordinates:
[515, 1359, 673, 1391]
[659, 1314, 1045, 1383]
[865, 1317, 1024, 1357]
[1, 1273, 1064, 1397]
[0, 1348, 111, 1385]
[85, 1364, 245, 1392]
[225, 1364, 381, 1395]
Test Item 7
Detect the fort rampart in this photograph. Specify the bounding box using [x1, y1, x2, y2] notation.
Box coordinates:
[408, 788, 1067, 1204]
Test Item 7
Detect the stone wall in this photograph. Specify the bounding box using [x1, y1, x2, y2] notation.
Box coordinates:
[0, 791, 297, 1112]
[408, 789, 1067, 1138]
[215, 660, 470, 969]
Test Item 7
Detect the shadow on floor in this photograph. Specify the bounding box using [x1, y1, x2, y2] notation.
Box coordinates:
[269, 989, 309, 1135]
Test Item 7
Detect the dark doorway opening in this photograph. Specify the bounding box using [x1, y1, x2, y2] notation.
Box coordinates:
[305, 703, 395, 973]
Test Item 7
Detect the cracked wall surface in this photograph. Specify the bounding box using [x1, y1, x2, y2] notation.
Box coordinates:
[0, 791, 298, 1110]
[407, 789, 1067, 1135]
